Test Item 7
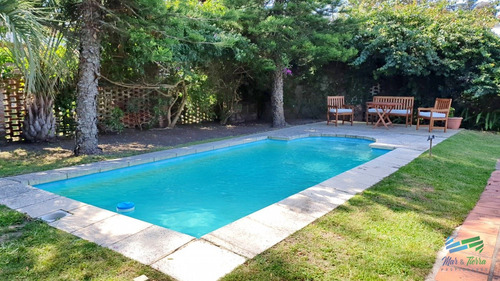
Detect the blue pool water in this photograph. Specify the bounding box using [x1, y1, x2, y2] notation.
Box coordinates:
[37, 137, 388, 237]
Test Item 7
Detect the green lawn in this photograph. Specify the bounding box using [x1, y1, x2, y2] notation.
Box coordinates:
[0, 148, 157, 178]
[1, 130, 499, 280]
[222, 130, 500, 281]
[0, 206, 173, 280]
[0, 136, 234, 178]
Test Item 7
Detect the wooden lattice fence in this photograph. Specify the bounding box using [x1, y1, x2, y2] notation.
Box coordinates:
[0, 79, 215, 142]
[98, 86, 214, 129]
[98, 87, 155, 129]
[1, 79, 26, 142]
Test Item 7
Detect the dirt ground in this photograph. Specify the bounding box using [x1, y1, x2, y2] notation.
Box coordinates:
[0, 119, 319, 155]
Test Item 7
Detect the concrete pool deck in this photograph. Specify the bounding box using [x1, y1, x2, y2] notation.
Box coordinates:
[0, 122, 459, 281]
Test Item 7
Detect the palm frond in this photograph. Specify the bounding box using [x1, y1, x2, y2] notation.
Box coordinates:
[0, 0, 70, 95]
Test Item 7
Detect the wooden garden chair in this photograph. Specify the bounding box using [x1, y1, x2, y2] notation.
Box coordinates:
[416, 98, 452, 132]
[327, 96, 354, 126]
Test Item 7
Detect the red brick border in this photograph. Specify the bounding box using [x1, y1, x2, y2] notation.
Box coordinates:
[436, 164, 500, 281]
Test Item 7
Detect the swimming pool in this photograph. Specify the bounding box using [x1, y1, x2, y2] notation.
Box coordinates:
[36, 137, 388, 237]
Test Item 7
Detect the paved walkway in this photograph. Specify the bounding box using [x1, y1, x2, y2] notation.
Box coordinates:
[433, 161, 500, 281]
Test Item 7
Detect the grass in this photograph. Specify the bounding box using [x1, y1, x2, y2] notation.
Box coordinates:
[0, 136, 235, 178]
[0, 130, 499, 280]
[222, 130, 500, 281]
[0, 205, 173, 280]
[0, 134, 247, 280]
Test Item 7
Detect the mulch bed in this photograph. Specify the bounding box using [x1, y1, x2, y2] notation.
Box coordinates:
[0, 120, 319, 154]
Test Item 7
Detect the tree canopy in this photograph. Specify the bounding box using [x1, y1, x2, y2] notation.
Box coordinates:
[0, 0, 499, 148]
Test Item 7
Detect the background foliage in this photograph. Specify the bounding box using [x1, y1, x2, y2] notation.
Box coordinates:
[1, 0, 499, 133]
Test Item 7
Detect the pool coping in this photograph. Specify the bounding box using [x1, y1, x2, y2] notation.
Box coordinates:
[0, 122, 460, 281]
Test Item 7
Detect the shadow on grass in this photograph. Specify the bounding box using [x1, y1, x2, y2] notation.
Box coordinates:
[0, 206, 173, 281]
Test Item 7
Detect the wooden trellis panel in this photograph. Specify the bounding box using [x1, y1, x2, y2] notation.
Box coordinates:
[181, 108, 214, 124]
[98, 86, 214, 128]
[0, 81, 217, 142]
[0, 86, 5, 141]
[1, 79, 25, 142]
[98, 87, 154, 128]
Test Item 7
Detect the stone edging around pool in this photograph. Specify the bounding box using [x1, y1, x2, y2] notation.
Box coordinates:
[0, 123, 458, 281]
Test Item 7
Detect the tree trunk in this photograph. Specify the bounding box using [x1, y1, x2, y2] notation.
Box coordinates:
[271, 65, 287, 127]
[168, 83, 188, 128]
[74, 0, 102, 155]
[22, 95, 56, 142]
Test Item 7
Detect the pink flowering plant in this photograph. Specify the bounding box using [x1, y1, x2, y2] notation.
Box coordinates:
[283, 67, 292, 76]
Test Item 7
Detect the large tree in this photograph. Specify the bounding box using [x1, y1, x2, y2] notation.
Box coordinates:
[74, 0, 102, 155]
[226, 0, 356, 127]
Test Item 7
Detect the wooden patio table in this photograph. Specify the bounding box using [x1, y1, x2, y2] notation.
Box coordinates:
[366, 101, 403, 129]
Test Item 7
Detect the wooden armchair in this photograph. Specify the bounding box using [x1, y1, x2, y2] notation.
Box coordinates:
[327, 96, 354, 126]
[416, 98, 452, 132]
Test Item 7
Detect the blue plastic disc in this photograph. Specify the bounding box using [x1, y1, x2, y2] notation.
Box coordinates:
[116, 202, 135, 212]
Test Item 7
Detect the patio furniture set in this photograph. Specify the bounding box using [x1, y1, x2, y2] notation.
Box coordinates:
[327, 96, 453, 132]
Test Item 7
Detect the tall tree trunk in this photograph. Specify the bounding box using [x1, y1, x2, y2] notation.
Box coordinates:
[74, 0, 102, 155]
[271, 64, 287, 127]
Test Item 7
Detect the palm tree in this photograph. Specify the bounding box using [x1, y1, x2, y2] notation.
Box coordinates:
[0, 0, 46, 94]
[1, 0, 70, 142]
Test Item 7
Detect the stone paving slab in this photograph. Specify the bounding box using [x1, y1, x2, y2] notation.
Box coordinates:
[317, 173, 373, 195]
[143, 150, 177, 162]
[16, 196, 85, 218]
[8, 171, 68, 185]
[55, 164, 102, 179]
[366, 156, 410, 169]
[0, 183, 35, 199]
[152, 240, 246, 281]
[49, 204, 117, 233]
[351, 162, 399, 179]
[276, 193, 333, 219]
[124, 154, 156, 167]
[191, 143, 216, 153]
[203, 217, 289, 258]
[246, 203, 317, 233]
[97, 159, 130, 172]
[298, 185, 355, 208]
[0, 178, 21, 188]
[0, 189, 58, 209]
[319, 169, 386, 195]
[174, 147, 198, 157]
[72, 214, 152, 247]
[109, 225, 195, 265]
